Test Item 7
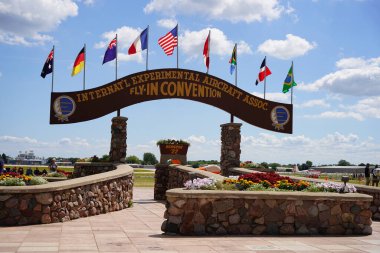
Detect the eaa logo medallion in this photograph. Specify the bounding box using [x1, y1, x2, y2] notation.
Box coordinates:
[271, 106, 290, 130]
[53, 95, 76, 122]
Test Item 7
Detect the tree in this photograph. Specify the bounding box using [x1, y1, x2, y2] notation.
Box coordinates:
[126, 155, 141, 164]
[338, 159, 351, 166]
[260, 162, 269, 169]
[143, 152, 158, 165]
[100, 155, 110, 162]
[269, 163, 281, 170]
[1, 153, 8, 164]
[306, 160, 313, 167]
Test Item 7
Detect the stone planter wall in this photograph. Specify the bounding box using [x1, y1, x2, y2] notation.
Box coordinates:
[72, 162, 115, 178]
[154, 164, 225, 200]
[229, 167, 380, 221]
[0, 164, 133, 226]
[162, 189, 373, 235]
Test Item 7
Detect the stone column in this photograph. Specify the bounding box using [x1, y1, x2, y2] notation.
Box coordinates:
[109, 117, 128, 163]
[220, 123, 242, 176]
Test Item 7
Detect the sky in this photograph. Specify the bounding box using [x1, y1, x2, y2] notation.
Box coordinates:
[0, 0, 379, 165]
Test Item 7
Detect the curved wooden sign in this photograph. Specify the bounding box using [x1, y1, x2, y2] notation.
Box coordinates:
[50, 68, 293, 133]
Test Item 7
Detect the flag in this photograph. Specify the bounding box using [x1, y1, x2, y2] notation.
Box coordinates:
[255, 57, 272, 85]
[71, 47, 85, 76]
[41, 48, 54, 78]
[229, 44, 237, 75]
[158, 25, 178, 56]
[282, 62, 297, 93]
[128, 27, 148, 55]
[203, 32, 210, 70]
[103, 36, 117, 64]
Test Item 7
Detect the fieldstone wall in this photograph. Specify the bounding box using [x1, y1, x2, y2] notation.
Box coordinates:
[154, 164, 169, 200]
[229, 168, 380, 221]
[220, 123, 242, 177]
[72, 162, 115, 178]
[0, 165, 133, 226]
[162, 189, 373, 235]
[154, 165, 225, 201]
[109, 116, 128, 163]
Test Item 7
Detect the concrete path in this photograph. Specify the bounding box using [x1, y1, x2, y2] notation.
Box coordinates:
[0, 187, 380, 253]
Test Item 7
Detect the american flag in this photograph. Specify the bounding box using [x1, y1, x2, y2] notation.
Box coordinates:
[158, 25, 178, 56]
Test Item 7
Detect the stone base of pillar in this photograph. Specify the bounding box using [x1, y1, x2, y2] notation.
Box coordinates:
[154, 164, 169, 200]
[109, 116, 128, 163]
[220, 123, 242, 177]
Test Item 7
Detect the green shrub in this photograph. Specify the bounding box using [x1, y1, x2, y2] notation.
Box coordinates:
[47, 172, 66, 178]
[28, 177, 48, 185]
[0, 177, 26, 186]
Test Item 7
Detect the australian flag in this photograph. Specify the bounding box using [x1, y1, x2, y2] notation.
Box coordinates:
[103, 36, 117, 64]
[41, 48, 54, 78]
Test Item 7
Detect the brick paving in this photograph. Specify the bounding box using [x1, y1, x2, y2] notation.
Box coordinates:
[0, 187, 380, 253]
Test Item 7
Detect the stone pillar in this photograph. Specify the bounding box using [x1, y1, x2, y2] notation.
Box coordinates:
[220, 123, 242, 176]
[109, 117, 128, 163]
[154, 164, 169, 200]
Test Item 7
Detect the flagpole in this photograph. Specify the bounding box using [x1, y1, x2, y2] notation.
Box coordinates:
[176, 24, 179, 69]
[263, 56, 267, 100]
[116, 34, 120, 117]
[291, 61, 294, 104]
[207, 30, 210, 74]
[231, 43, 237, 123]
[146, 26, 149, 71]
[51, 45, 55, 93]
[83, 43, 86, 91]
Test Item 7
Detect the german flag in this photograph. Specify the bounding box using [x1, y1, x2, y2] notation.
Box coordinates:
[71, 47, 85, 76]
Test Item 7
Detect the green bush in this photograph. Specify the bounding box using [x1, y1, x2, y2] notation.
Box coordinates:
[47, 172, 66, 177]
[0, 177, 26, 186]
[28, 177, 48, 185]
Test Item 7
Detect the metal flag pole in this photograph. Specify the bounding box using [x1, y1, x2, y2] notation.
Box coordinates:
[116, 34, 120, 117]
[291, 61, 294, 105]
[263, 56, 267, 100]
[51, 45, 55, 93]
[231, 43, 237, 123]
[146, 26, 149, 71]
[83, 43, 86, 91]
[176, 24, 179, 69]
[206, 30, 210, 74]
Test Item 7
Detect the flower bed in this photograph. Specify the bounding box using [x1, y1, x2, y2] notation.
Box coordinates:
[184, 172, 357, 193]
[0, 172, 48, 186]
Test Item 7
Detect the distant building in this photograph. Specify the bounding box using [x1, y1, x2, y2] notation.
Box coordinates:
[8, 150, 45, 165]
[312, 166, 369, 174]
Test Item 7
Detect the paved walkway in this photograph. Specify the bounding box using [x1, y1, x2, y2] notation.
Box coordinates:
[1, 187, 380, 253]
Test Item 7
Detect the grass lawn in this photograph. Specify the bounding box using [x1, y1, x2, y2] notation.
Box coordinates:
[134, 170, 155, 187]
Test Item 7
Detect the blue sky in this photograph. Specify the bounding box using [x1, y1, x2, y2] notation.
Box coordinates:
[0, 0, 379, 165]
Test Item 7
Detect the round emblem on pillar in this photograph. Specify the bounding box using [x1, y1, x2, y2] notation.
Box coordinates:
[271, 106, 290, 130]
[53, 95, 76, 122]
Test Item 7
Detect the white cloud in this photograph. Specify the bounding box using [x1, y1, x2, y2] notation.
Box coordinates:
[241, 132, 379, 164]
[144, 0, 289, 23]
[0, 136, 37, 144]
[347, 96, 380, 119]
[157, 18, 177, 29]
[296, 99, 330, 108]
[0, 0, 78, 46]
[257, 34, 316, 60]
[252, 92, 290, 103]
[299, 56, 380, 96]
[180, 28, 252, 61]
[95, 26, 146, 63]
[304, 111, 365, 121]
[186, 135, 206, 144]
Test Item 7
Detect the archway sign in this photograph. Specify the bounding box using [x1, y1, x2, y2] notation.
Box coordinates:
[50, 68, 293, 134]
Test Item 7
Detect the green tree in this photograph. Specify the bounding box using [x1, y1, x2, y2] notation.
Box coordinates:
[100, 155, 110, 162]
[338, 159, 351, 166]
[143, 152, 158, 165]
[1, 153, 8, 164]
[260, 162, 269, 169]
[269, 163, 281, 170]
[126, 155, 141, 164]
[306, 160, 313, 167]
